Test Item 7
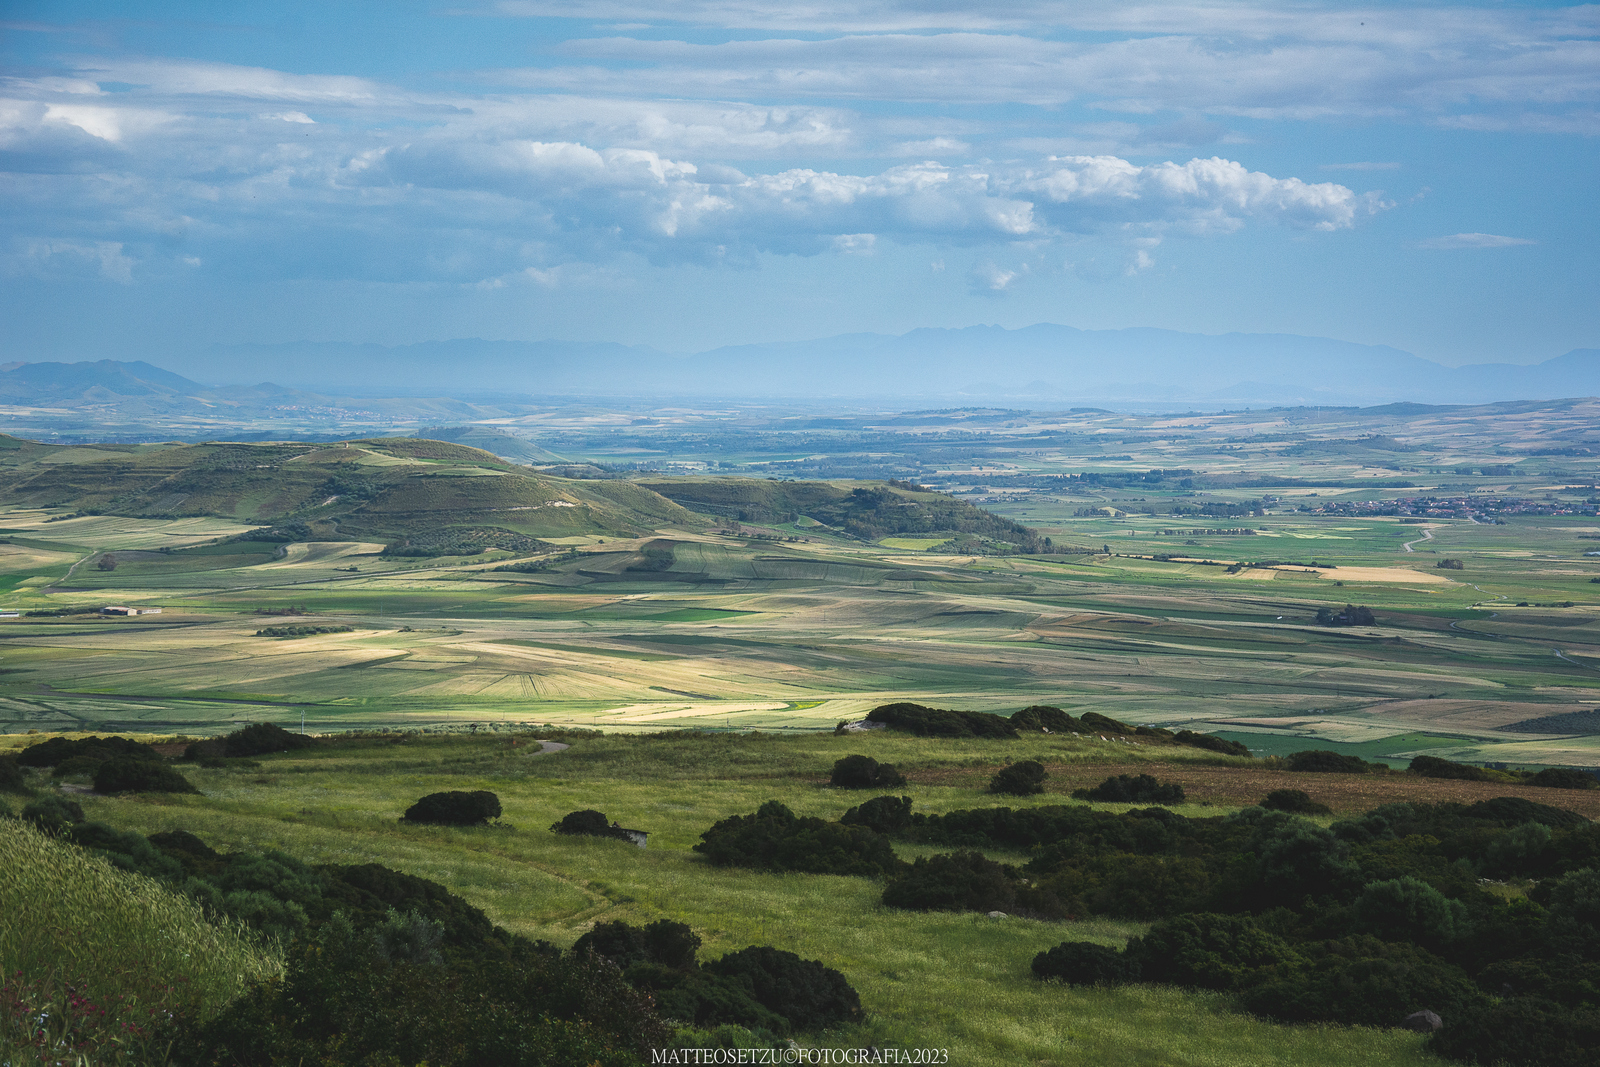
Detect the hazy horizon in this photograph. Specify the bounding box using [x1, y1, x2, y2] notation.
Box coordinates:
[3, 0, 1597, 381]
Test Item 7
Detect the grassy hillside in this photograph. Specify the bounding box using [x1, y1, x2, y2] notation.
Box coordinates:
[640, 477, 1048, 548]
[0, 436, 707, 544]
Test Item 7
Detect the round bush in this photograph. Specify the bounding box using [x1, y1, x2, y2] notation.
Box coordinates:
[1126, 913, 1298, 991]
[1032, 941, 1136, 985]
[402, 790, 501, 825]
[1260, 789, 1332, 815]
[703, 946, 862, 1032]
[1286, 750, 1371, 774]
[21, 794, 85, 831]
[829, 754, 907, 789]
[989, 760, 1047, 796]
[840, 795, 914, 834]
[1073, 773, 1184, 804]
[1428, 997, 1600, 1067]
[93, 757, 200, 795]
[551, 809, 633, 841]
[222, 722, 318, 758]
[882, 850, 1016, 913]
[0, 753, 29, 794]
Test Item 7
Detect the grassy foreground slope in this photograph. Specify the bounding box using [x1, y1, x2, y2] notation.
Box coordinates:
[27, 728, 1467, 1067]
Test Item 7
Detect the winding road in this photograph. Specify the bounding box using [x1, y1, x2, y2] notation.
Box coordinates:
[1401, 526, 1434, 552]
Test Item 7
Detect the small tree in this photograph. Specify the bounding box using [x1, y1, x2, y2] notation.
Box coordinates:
[96, 554, 117, 571]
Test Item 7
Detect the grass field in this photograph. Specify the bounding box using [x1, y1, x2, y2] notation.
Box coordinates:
[20, 728, 1519, 1066]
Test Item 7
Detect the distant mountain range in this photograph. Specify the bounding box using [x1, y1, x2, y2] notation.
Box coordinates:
[176, 326, 1599, 407]
[5, 325, 1598, 410]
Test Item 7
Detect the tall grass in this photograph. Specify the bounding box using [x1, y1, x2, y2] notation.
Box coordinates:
[0, 819, 283, 1064]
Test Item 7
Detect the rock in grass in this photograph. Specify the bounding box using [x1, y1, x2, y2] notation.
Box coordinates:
[402, 790, 502, 825]
[93, 757, 200, 795]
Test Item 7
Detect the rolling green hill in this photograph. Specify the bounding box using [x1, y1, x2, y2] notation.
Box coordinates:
[0, 436, 705, 544]
[639, 477, 1048, 548]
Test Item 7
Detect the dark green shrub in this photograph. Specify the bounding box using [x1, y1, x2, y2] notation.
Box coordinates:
[864, 702, 1017, 738]
[1485, 821, 1554, 877]
[840, 795, 914, 835]
[21, 794, 85, 832]
[1530, 768, 1600, 790]
[1073, 774, 1184, 804]
[0, 753, 29, 794]
[1243, 936, 1484, 1028]
[990, 760, 1047, 796]
[626, 964, 789, 1034]
[181, 918, 669, 1067]
[1428, 998, 1600, 1067]
[829, 754, 906, 789]
[1032, 941, 1137, 985]
[550, 809, 634, 841]
[93, 758, 199, 795]
[694, 801, 899, 878]
[1126, 913, 1298, 991]
[1173, 730, 1252, 757]
[68, 821, 185, 882]
[402, 790, 501, 825]
[182, 739, 226, 761]
[1354, 876, 1467, 948]
[18, 735, 160, 768]
[222, 722, 317, 758]
[703, 946, 863, 1032]
[1287, 750, 1372, 774]
[574, 920, 701, 971]
[1247, 813, 1357, 904]
[321, 862, 500, 948]
[1260, 789, 1331, 815]
[1077, 711, 1133, 735]
[1408, 755, 1493, 782]
[1010, 706, 1086, 733]
[882, 851, 1022, 914]
[1465, 796, 1588, 829]
[51, 754, 107, 779]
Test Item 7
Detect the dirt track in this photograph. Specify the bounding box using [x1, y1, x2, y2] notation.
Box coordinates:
[909, 760, 1600, 818]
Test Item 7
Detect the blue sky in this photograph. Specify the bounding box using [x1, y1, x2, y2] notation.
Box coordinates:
[2, 0, 1596, 370]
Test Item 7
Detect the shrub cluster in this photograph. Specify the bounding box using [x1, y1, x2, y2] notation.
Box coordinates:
[18, 815, 674, 1065]
[574, 920, 862, 1035]
[693, 801, 900, 878]
[0, 753, 30, 794]
[255, 624, 353, 637]
[989, 760, 1047, 796]
[402, 791, 502, 826]
[551, 809, 637, 841]
[1013, 796, 1600, 1067]
[865, 702, 1017, 738]
[94, 757, 200, 795]
[829, 754, 906, 789]
[18, 735, 162, 768]
[1286, 749, 1378, 774]
[1409, 755, 1494, 782]
[839, 795, 914, 835]
[1260, 789, 1332, 816]
[1008, 706, 1251, 756]
[1073, 774, 1184, 804]
[185, 722, 318, 761]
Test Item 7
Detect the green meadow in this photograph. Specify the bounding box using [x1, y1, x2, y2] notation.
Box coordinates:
[36, 729, 1449, 1067]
